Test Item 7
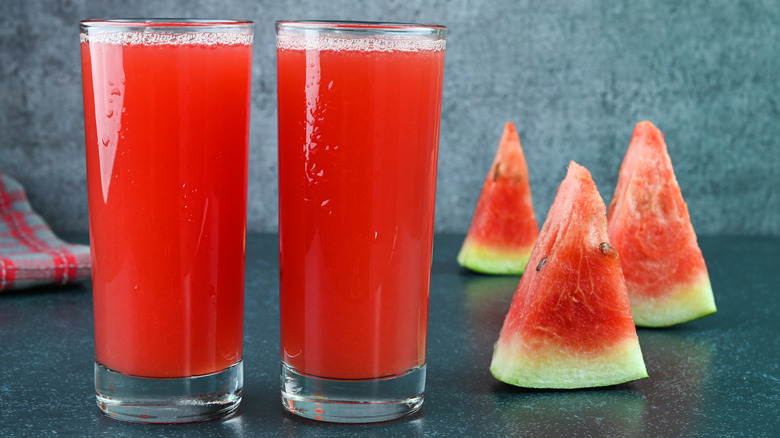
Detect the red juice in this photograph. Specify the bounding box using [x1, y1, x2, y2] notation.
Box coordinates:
[277, 34, 446, 379]
[81, 32, 251, 378]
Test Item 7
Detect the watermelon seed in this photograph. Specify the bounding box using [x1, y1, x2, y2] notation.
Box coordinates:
[493, 162, 501, 182]
[599, 242, 617, 257]
[536, 257, 548, 271]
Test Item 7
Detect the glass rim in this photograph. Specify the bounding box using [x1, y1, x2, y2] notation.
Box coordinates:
[80, 18, 254, 29]
[275, 20, 446, 37]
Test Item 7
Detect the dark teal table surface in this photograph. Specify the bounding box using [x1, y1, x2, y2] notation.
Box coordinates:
[1, 234, 778, 437]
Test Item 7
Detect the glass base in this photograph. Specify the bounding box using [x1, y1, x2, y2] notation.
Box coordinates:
[95, 360, 243, 423]
[280, 362, 425, 423]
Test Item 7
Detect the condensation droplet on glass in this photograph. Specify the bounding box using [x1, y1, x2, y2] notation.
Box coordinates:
[328, 80, 334, 90]
[106, 109, 114, 118]
[110, 88, 121, 96]
[108, 81, 114, 86]
[133, 284, 139, 292]
[101, 135, 110, 147]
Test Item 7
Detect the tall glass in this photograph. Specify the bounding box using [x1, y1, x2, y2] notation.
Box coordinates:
[80, 19, 253, 423]
[276, 21, 446, 423]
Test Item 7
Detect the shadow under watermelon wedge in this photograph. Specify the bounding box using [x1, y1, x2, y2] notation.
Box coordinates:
[457, 122, 539, 275]
[607, 121, 716, 327]
[491, 162, 647, 389]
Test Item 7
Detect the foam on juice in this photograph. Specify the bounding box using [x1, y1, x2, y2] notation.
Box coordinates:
[81, 30, 252, 46]
[276, 31, 446, 53]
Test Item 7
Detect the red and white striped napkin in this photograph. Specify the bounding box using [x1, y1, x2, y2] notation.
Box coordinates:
[0, 172, 90, 291]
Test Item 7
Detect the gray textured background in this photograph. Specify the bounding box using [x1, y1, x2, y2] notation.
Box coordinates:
[1, 0, 778, 236]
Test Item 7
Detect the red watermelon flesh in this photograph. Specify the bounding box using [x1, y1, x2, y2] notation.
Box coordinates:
[457, 122, 539, 274]
[607, 121, 716, 327]
[490, 162, 647, 389]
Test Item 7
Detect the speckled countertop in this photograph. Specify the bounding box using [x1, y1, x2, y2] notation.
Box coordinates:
[1, 234, 778, 437]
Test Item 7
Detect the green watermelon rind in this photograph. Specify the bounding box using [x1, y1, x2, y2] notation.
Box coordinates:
[490, 337, 648, 389]
[631, 273, 716, 327]
[457, 239, 533, 275]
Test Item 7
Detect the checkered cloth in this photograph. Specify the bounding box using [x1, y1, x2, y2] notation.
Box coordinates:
[0, 172, 91, 291]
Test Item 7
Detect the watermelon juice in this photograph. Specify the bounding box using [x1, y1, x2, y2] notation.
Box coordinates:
[81, 23, 252, 381]
[277, 23, 446, 386]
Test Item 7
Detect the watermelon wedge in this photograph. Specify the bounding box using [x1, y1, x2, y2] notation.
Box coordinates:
[490, 161, 647, 389]
[607, 121, 716, 327]
[457, 122, 539, 274]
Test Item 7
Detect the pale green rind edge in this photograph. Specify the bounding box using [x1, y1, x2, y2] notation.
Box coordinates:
[457, 240, 532, 275]
[489, 339, 648, 389]
[631, 274, 717, 328]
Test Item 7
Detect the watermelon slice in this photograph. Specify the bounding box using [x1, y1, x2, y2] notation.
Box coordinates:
[490, 161, 647, 389]
[457, 122, 539, 274]
[607, 121, 716, 327]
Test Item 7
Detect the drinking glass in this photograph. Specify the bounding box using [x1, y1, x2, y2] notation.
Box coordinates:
[80, 19, 253, 423]
[276, 20, 446, 423]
